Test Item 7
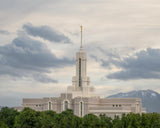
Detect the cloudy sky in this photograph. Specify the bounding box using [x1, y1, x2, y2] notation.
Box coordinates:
[0, 0, 160, 107]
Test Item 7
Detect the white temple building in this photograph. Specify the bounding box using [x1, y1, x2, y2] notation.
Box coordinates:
[15, 26, 146, 118]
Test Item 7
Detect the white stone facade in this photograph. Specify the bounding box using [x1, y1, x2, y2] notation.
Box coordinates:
[14, 47, 146, 118]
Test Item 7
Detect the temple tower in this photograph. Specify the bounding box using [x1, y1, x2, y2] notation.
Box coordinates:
[72, 26, 90, 91]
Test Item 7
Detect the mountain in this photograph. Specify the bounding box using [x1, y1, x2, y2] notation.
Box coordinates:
[107, 89, 160, 113]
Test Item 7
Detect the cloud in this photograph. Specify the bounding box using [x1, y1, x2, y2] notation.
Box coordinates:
[0, 35, 74, 83]
[0, 30, 10, 35]
[23, 23, 72, 43]
[33, 74, 58, 83]
[89, 47, 120, 68]
[97, 47, 120, 59]
[103, 48, 160, 80]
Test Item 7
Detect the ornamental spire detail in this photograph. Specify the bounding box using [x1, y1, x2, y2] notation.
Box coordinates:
[80, 25, 83, 49]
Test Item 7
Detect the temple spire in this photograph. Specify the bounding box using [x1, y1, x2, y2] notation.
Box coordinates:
[80, 25, 83, 49]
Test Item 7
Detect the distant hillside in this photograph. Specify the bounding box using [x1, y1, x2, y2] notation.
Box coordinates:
[107, 89, 160, 113]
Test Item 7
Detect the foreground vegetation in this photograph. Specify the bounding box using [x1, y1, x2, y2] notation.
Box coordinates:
[0, 107, 160, 128]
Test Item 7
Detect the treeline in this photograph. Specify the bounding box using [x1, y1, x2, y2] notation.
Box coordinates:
[0, 107, 160, 128]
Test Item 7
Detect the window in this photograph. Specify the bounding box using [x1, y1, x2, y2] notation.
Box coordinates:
[80, 102, 83, 117]
[64, 101, 68, 110]
[49, 102, 51, 110]
[79, 58, 81, 87]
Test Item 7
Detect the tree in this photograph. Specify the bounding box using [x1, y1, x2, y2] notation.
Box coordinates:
[82, 113, 100, 128]
[14, 107, 40, 128]
[0, 107, 19, 128]
[1, 106, 160, 128]
[99, 114, 112, 128]
[140, 113, 150, 128]
[147, 113, 160, 128]
[40, 110, 58, 128]
[127, 113, 140, 128]
[112, 115, 122, 128]
[56, 109, 81, 128]
[0, 121, 8, 128]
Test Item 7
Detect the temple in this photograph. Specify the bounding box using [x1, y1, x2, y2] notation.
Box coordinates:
[14, 26, 146, 118]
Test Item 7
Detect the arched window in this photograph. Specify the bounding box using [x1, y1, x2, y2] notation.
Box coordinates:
[64, 101, 68, 110]
[49, 102, 51, 110]
[80, 102, 83, 117]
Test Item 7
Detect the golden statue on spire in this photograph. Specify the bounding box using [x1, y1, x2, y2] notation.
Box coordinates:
[80, 25, 83, 32]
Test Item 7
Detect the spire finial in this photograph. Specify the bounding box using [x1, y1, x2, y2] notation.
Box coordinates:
[80, 25, 83, 48]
